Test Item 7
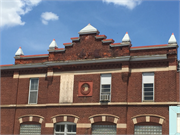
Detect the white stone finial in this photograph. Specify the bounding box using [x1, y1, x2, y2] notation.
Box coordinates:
[15, 47, 24, 56]
[78, 23, 99, 35]
[122, 32, 131, 42]
[168, 33, 177, 44]
[49, 39, 58, 49]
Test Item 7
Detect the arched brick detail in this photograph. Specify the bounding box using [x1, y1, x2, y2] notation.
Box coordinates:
[18, 114, 44, 124]
[51, 114, 79, 124]
[131, 114, 165, 125]
[89, 114, 119, 124]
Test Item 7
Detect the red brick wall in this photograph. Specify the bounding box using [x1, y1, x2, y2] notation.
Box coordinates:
[128, 72, 142, 102]
[1, 108, 16, 134]
[74, 74, 100, 103]
[127, 106, 169, 135]
[177, 72, 180, 102]
[130, 48, 168, 56]
[1, 70, 178, 105]
[1, 75, 18, 104]
[2, 105, 168, 134]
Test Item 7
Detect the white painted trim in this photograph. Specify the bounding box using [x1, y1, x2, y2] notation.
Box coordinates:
[131, 66, 176, 72]
[90, 118, 94, 123]
[19, 74, 46, 78]
[1, 102, 180, 108]
[29, 116, 33, 121]
[13, 74, 19, 78]
[77, 123, 91, 128]
[47, 71, 53, 76]
[28, 78, 39, 104]
[54, 68, 128, 76]
[39, 118, 43, 123]
[74, 118, 78, 123]
[142, 73, 154, 102]
[102, 116, 106, 121]
[19, 118, 23, 123]
[52, 118, 56, 123]
[64, 116, 67, 121]
[45, 123, 54, 127]
[117, 123, 127, 128]
[114, 118, 118, 124]
[159, 118, 164, 124]
[133, 118, 137, 124]
[146, 116, 150, 122]
[12, 66, 177, 79]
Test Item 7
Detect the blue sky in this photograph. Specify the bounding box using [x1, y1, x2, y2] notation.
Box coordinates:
[0, 0, 179, 65]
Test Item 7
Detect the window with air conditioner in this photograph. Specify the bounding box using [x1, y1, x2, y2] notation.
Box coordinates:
[28, 78, 39, 104]
[100, 74, 111, 102]
[54, 122, 76, 135]
[142, 73, 154, 101]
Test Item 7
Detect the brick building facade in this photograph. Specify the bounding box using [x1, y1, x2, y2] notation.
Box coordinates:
[1, 24, 179, 135]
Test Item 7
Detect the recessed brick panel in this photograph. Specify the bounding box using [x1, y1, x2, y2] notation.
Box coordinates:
[56, 116, 63, 123]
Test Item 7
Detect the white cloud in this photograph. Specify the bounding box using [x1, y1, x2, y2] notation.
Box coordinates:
[41, 12, 59, 25]
[102, 0, 142, 10]
[0, 0, 42, 28]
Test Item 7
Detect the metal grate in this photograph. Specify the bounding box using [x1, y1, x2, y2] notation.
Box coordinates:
[92, 125, 116, 135]
[20, 124, 41, 135]
[134, 125, 162, 135]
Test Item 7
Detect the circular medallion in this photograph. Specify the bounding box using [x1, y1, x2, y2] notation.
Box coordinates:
[81, 83, 91, 95]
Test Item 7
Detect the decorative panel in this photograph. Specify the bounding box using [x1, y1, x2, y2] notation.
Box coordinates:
[59, 74, 74, 103]
[78, 81, 93, 96]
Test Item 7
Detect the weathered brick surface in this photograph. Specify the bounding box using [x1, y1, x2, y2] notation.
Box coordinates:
[1, 32, 178, 134]
[74, 74, 100, 103]
[128, 72, 142, 102]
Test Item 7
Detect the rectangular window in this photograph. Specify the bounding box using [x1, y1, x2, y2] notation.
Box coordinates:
[28, 78, 39, 104]
[178, 113, 180, 133]
[100, 74, 111, 102]
[142, 73, 154, 101]
[134, 125, 162, 135]
[54, 122, 76, 135]
[20, 124, 41, 135]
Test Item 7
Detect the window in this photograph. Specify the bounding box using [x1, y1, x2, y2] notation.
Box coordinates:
[20, 124, 41, 135]
[100, 74, 111, 102]
[54, 122, 76, 135]
[177, 113, 180, 133]
[142, 73, 154, 101]
[28, 78, 39, 104]
[134, 125, 162, 135]
[92, 125, 116, 135]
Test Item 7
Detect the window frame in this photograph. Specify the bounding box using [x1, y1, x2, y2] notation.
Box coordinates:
[54, 122, 76, 135]
[142, 72, 155, 102]
[20, 124, 41, 135]
[100, 74, 112, 102]
[134, 125, 162, 135]
[177, 113, 180, 133]
[28, 78, 39, 104]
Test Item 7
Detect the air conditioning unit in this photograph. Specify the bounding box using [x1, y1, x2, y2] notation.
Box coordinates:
[101, 94, 110, 101]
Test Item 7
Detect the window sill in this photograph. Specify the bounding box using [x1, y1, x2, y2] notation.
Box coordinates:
[142, 100, 154, 102]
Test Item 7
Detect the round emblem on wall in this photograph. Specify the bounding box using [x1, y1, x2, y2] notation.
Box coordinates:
[81, 83, 91, 95]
